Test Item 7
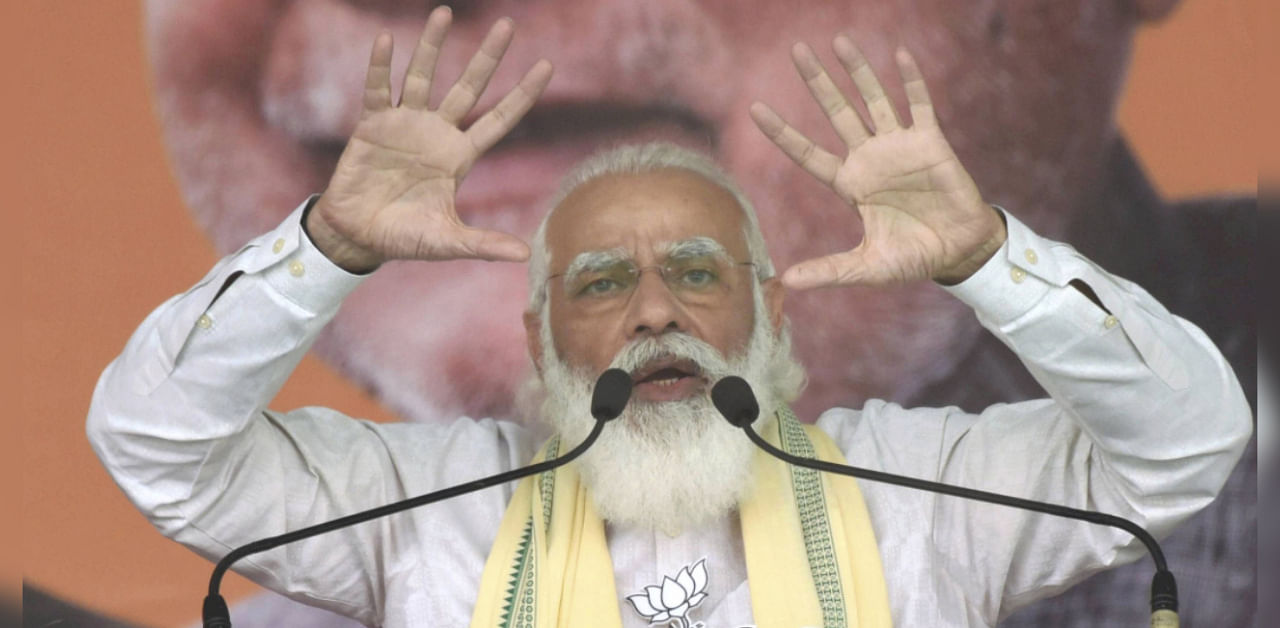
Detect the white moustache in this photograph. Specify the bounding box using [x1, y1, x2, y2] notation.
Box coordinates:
[608, 333, 735, 382]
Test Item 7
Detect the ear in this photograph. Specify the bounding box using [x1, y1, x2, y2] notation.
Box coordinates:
[1132, 0, 1181, 22]
[523, 310, 545, 375]
[761, 277, 785, 334]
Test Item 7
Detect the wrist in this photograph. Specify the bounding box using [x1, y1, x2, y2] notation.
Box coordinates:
[304, 197, 383, 275]
[934, 205, 1008, 286]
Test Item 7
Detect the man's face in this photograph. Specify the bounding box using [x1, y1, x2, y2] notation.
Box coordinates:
[532, 171, 780, 530]
[537, 170, 766, 403]
[147, 0, 1140, 419]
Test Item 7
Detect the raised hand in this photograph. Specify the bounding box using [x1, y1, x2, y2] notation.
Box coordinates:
[307, 7, 553, 273]
[751, 36, 1005, 289]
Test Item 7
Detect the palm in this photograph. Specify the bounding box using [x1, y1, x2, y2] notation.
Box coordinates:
[348, 110, 477, 187]
[834, 128, 989, 282]
[752, 37, 1002, 288]
[324, 112, 475, 260]
[312, 8, 553, 271]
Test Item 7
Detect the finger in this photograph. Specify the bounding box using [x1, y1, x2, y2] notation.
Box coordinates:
[790, 43, 871, 148]
[437, 18, 515, 124]
[362, 32, 394, 115]
[832, 34, 901, 133]
[400, 6, 453, 109]
[781, 247, 872, 290]
[449, 225, 531, 263]
[466, 59, 553, 154]
[895, 47, 937, 128]
[748, 101, 841, 185]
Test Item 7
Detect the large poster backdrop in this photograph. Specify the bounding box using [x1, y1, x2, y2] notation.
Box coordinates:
[20, 1, 1257, 626]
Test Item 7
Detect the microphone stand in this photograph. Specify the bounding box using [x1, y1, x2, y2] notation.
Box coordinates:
[712, 376, 1179, 627]
[202, 368, 633, 628]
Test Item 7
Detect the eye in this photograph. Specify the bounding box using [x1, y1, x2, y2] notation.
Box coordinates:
[579, 278, 624, 297]
[678, 268, 718, 288]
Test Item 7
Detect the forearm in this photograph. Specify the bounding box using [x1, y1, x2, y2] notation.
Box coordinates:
[935, 209, 1252, 612]
[86, 196, 365, 531]
[942, 209, 1252, 498]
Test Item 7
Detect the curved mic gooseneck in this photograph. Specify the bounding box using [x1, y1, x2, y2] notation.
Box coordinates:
[710, 375, 1180, 628]
[201, 368, 634, 628]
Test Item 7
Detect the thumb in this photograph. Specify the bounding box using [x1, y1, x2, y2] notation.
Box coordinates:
[781, 247, 873, 290]
[452, 226, 531, 263]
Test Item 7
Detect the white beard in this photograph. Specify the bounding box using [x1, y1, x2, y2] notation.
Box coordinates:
[535, 293, 783, 535]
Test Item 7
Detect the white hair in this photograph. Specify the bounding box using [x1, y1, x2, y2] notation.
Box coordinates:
[527, 142, 775, 313]
[524, 142, 805, 404]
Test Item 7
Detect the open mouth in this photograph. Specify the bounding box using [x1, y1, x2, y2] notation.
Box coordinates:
[486, 101, 715, 152]
[300, 100, 717, 233]
[305, 101, 714, 178]
[633, 357, 701, 383]
[639, 366, 697, 387]
[629, 357, 706, 400]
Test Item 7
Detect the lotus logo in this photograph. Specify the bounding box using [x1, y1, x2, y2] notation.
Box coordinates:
[625, 559, 710, 627]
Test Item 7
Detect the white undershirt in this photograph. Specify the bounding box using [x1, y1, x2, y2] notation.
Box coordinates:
[608, 515, 753, 627]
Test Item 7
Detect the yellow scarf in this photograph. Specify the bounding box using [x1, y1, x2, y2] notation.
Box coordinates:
[470, 408, 892, 627]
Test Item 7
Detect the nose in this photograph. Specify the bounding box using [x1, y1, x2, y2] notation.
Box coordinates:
[622, 269, 689, 339]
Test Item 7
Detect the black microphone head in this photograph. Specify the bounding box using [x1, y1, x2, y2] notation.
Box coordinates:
[711, 376, 759, 427]
[591, 368, 633, 421]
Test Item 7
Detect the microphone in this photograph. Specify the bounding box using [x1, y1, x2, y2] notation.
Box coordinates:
[591, 367, 633, 420]
[710, 376, 1180, 628]
[201, 368, 633, 628]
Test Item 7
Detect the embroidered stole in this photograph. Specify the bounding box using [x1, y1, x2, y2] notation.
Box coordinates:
[469, 407, 892, 627]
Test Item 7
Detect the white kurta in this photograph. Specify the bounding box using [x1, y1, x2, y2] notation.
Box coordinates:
[87, 199, 1251, 627]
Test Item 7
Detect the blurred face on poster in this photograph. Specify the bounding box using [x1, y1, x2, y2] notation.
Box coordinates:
[144, 0, 1177, 420]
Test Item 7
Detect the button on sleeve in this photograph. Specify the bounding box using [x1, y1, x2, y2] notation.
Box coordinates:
[943, 210, 1055, 324]
[262, 214, 365, 313]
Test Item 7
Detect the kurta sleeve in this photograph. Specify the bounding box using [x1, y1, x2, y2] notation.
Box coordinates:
[85, 197, 529, 626]
[817, 209, 1252, 624]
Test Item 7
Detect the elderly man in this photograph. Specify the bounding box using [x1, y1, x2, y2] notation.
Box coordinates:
[93, 9, 1249, 627]
[147, 4, 1257, 621]
[147, 2, 1256, 624]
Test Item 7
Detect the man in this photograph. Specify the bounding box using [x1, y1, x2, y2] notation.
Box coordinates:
[93, 10, 1250, 626]
[146, 5, 1256, 622]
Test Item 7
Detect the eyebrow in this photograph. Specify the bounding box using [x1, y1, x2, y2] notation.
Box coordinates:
[562, 248, 631, 284]
[559, 237, 733, 286]
[661, 237, 732, 261]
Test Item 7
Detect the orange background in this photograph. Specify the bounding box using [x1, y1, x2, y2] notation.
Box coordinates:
[16, 1, 1257, 626]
